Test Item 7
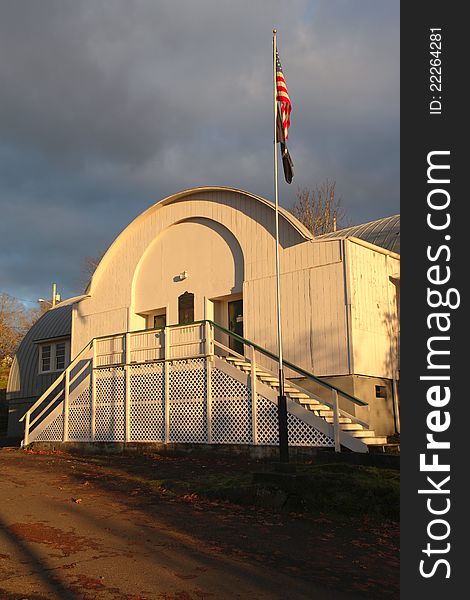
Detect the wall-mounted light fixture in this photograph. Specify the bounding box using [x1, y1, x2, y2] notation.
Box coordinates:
[180, 270, 188, 280]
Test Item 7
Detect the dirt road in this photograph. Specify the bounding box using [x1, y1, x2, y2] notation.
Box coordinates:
[0, 449, 398, 599]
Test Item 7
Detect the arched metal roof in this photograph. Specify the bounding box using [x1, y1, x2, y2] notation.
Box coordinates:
[318, 214, 400, 254]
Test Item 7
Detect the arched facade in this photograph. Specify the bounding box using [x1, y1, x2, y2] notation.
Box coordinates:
[9, 187, 400, 439]
[72, 186, 313, 358]
[132, 217, 245, 327]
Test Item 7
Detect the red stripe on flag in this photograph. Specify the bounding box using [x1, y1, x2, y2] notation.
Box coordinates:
[275, 51, 292, 139]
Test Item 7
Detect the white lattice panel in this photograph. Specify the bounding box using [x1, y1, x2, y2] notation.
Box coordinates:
[129, 363, 165, 441]
[34, 412, 64, 442]
[211, 368, 252, 443]
[130, 363, 165, 402]
[130, 401, 165, 441]
[256, 395, 279, 445]
[169, 359, 206, 400]
[95, 367, 125, 441]
[68, 386, 91, 441]
[287, 413, 334, 447]
[168, 360, 207, 442]
[169, 400, 207, 442]
[31, 356, 335, 448]
[256, 395, 334, 447]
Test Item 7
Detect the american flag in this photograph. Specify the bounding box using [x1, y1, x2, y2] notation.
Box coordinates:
[276, 50, 291, 140]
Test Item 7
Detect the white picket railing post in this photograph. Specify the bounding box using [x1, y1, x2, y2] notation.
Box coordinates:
[250, 345, 258, 444]
[63, 369, 70, 442]
[204, 321, 211, 357]
[24, 412, 30, 447]
[332, 388, 341, 452]
[164, 326, 170, 443]
[205, 321, 213, 444]
[91, 339, 96, 441]
[125, 332, 131, 442]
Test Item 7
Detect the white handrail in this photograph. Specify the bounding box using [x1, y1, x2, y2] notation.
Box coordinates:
[22, 320, 370, 451]
[20, 340, 93, 423]
[19, 371, 65, 423]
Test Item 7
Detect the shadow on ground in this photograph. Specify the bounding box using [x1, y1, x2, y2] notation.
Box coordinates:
[0, 449, 399, 600]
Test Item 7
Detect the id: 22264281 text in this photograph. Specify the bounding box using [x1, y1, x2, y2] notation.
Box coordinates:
[429, 28, 442, 115]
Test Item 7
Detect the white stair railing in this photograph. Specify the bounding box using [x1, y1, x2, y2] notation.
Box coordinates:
[21, 320, 370, 452]
[20, 339, 94, 445]
[208, 320, 370, 451]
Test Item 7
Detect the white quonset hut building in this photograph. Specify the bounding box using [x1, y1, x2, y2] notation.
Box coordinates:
[8, 187, 400, 453]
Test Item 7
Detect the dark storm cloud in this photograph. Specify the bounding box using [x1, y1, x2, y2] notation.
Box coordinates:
[0, 0, 399, 302]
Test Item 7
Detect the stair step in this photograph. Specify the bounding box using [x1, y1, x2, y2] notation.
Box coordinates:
[288, 392, 311, 399]
[270, 382, 301, 393]
[324, 417, 355, 425]
[226, 358, 249, 367]
[318, 410, 334, 417]
[307, 409, 331, 417]
[302, 405, 329, 413]
[236, 364, 271, 376]
[339, 423, 364, 431]
[238, 365, 273, 378]
[298, 398, 323, 406]
[363, 437, 389, 446]
[349, 430, 375, 438]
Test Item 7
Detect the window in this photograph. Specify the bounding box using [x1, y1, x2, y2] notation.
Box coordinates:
[55, 342, 66, 370]
[178, 292, 194, 325]
[375, 385, 387, 399]
[41, 345, 51, 372]
[38, 340, 69, 374]
[146, 309, 166, 330]
[153, 314, 166, 329]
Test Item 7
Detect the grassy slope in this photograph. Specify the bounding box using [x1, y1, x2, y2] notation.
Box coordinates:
[181, 463, 400, 520]
[76, 455, 399, 521]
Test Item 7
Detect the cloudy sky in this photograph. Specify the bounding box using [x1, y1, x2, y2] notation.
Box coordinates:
[0, 0, 399, 304]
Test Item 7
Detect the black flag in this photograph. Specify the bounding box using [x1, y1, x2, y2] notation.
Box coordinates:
[276, 111, 294, 184]
[280, 142, 294, 184]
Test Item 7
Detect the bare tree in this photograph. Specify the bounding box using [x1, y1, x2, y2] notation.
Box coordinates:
[0, 293, 42, 361]
[79, 253, 105, 291]
[84, 255, 101, 278]
[290, 180, 348, 237]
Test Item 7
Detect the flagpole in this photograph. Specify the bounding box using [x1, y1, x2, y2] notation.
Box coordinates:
[273, 29, 289, 463]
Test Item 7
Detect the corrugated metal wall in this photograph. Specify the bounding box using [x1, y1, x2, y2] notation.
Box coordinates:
[7, 304, 72, 400]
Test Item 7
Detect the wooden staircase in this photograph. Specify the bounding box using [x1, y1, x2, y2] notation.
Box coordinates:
[225, 356, 388, 447]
